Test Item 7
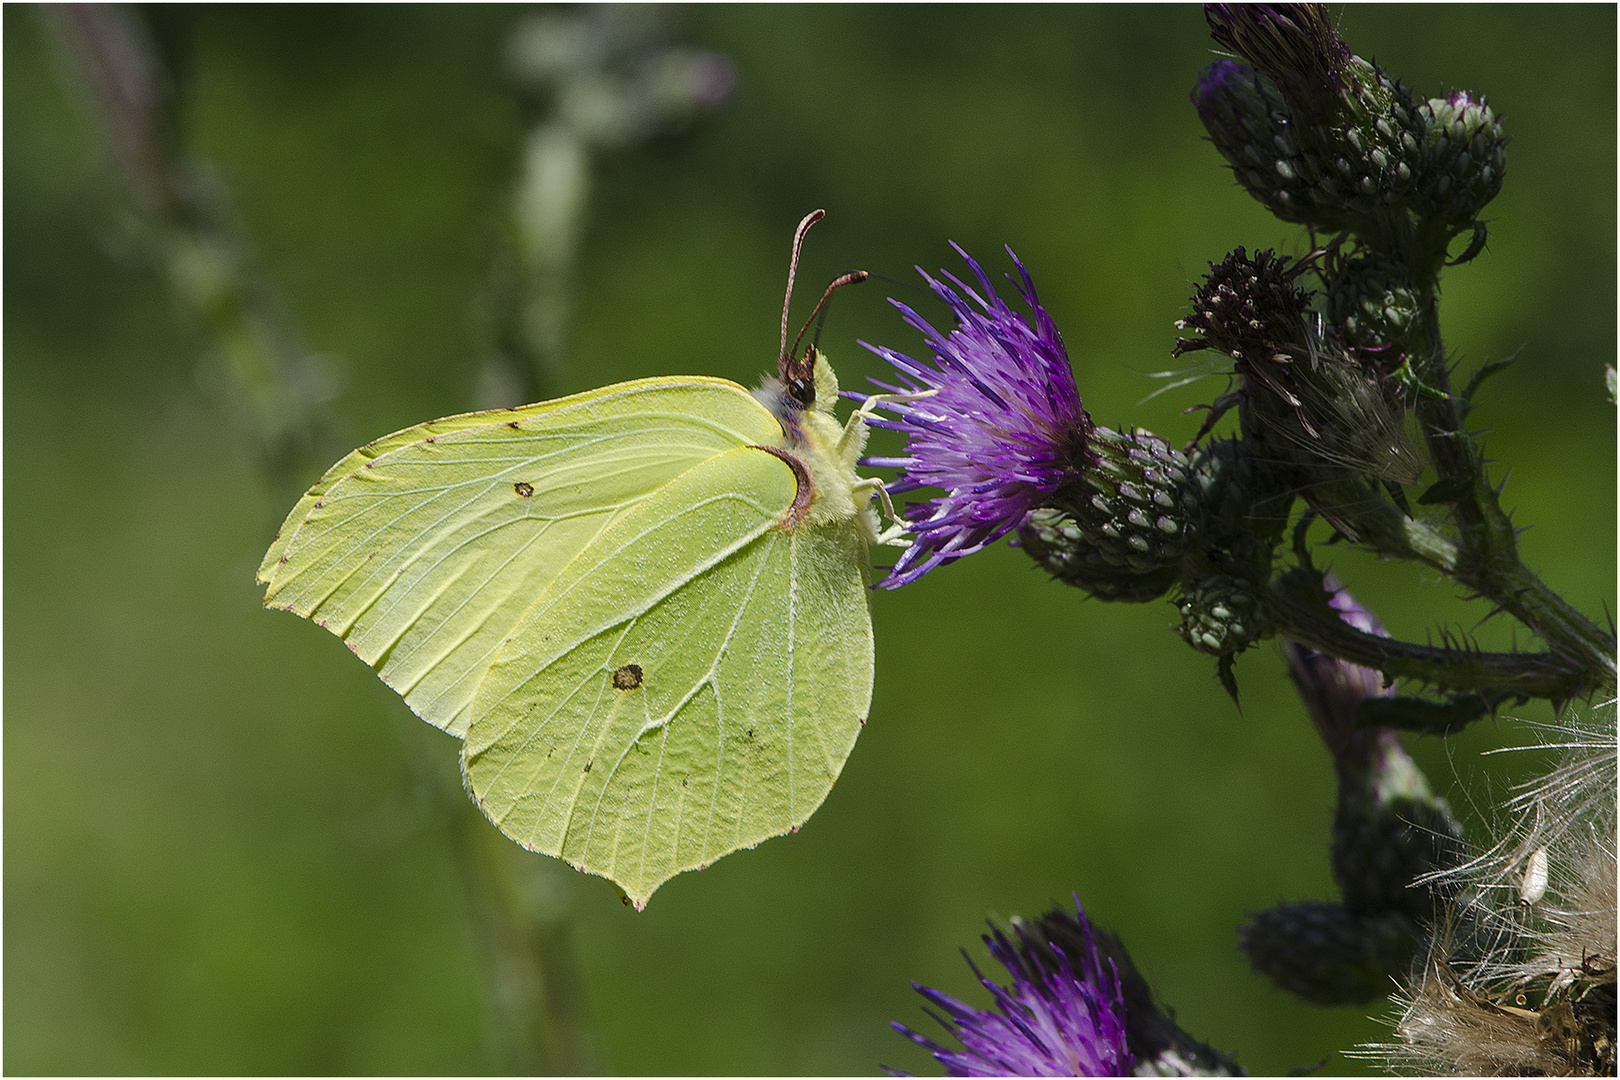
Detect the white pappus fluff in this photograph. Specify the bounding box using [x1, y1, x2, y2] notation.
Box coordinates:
[1358, 704, 1617, 1075]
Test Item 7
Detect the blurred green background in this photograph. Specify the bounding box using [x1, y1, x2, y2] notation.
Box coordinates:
[7, 5, 1614, 1075]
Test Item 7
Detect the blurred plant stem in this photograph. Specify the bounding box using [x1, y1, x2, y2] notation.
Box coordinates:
[49, 3, 335, 471]
[397, 716, 595, 1075]
[452, 794, 597, 1076]
[479, 5, 734, 407]
[55, 7, 601, 1066]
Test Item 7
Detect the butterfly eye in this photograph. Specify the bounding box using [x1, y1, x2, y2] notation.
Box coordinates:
[787, 375, 816, 408]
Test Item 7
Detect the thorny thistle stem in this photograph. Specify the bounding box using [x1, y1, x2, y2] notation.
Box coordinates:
[1407, 306, 1617, 693]
[1265, 568, 1589, 702]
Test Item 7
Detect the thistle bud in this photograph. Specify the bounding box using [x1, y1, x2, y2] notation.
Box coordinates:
[1326, 251, 1421, 350]
[1202, 4, 1424, 225]
[1240, 901, 1417, 1006]
[1312, 58, 1424, 219]
[1178, 248, 1425, 488]
[1415, 91, 1508, 225]
[1191, 60, 1345, 229]
[1187, 437, 1277, 555]
[1018, 426, 1205, 603]
[1176, 571, 1269, 656]
[1019, 509, 1180, 603]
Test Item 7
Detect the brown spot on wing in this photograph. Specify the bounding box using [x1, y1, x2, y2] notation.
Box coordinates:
[612, 663, 643, 690]
[514, 481, 534, 497]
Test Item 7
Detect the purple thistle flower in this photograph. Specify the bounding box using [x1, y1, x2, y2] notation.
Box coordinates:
[860, 247, 1093, 588]
[891, 900, 1132, 1077]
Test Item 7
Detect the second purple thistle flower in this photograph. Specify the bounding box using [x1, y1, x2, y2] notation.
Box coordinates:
[860, 246, 1095, 588]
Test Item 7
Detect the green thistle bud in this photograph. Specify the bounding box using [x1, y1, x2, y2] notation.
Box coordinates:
[1202, 5, 1423, 225]
[1176, 572, 1269, 656]
[1240, 901, 1417, 1006]
[1072, 426, 1203, 571]
[1415, 91, 1508, 225]
[1327, 252, 1422, 349]
[1019, 509, 1180, 603]
[1308, 58, 1424, 219]
[1018, 427, 1204, 603]
[1191, 60, 1347, 230]
[1187, 437, 1276, 553]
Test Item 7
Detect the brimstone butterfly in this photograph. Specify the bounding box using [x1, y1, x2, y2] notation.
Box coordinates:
[259, 211, 896, 908]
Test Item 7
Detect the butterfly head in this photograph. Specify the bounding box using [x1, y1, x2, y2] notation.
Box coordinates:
[755, 346, 840, 437]
[777, 210, 866, 417]
[781, 344, 841, 413]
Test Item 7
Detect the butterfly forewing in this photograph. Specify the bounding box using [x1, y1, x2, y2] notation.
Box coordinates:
[259, 379, 784, 736]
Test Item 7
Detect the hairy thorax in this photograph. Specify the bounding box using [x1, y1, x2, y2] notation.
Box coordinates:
[754, 348, 878, 540]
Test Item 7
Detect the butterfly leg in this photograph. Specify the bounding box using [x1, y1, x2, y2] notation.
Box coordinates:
[873, 522, 912, 548]
[841, 391, 933, 548]
[835, 389, 939, 460]
[852, 477, 910, 548]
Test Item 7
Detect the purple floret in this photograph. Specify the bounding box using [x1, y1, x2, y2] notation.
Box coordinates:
[891, 900, 1133, 1077]
[860, 246, 1093, 588]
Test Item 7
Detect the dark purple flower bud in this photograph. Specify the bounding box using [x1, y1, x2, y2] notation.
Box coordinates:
[1239, 901, 1417, 1006]
[1191, 57, 1252, 126]
[1174, 247, 1313, 367]
[1191, 59, 1343, 229]
[1284, 577, 1466, 921]
[1204, 3, 1351, 115]
[1284, 576, 1391, 757]
[860, 247, 1094, 588]
[892, 900, 1133, 1077]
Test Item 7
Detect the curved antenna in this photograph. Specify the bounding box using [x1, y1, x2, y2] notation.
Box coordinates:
[786, 270, 869, 371]
[779, 209, 826, 375]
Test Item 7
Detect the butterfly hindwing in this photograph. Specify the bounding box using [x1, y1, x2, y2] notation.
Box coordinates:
[463, 446, 873, 908]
